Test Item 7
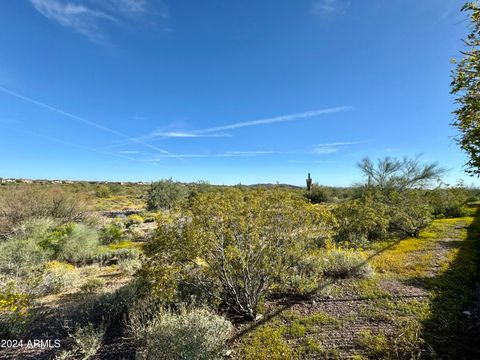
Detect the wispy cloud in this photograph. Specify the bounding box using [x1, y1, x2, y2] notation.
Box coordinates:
[312, 140, 373, 154]
[118, 150, 140, 154]
[111, 0, 147, 14]
[197, 107, 351, 134]
[30, 0, 117, 40]
[142, 150, 278, 161]
[312, 0, 349, 16]
[30, 0, 166, 42]
[0, 85, 187, 163]
[142, 106, 352, 140]
[154, 132, 232, 138]
[312, 146, 339, 154]
[226, 151, 276, 155]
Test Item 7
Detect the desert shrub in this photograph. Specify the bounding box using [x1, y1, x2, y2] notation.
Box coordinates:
[142, 188, 334, 319]
[189, 180, 212, 194]
[53, 223, 101, 265]
[126, 296, 166, 348]
[95, 185, 112, 198]
[304, 184, 333, 204]
[355, 156, 445, 238]
[0, 217, 61, 277]
[56, 323, 105, 360]
[80, 278, 105, 294]
[279, 252, 324, 295]
[125, 226, 145, 241]
[129, 306, 232, 360]
[41, 261, 80, 295]
[99, 222, 125, 244]
[118, 257, 142, 275]
[141, 212, 156, 223]
[0, 235, 51, 277]
[146, 179, 188, 210]
[186, 181, 213, 204]
[126, 214, 144, 227]
[319, 249, 373, 279]
[14, 217, 56, 240]
[69, 281, 139, 330]
[0, 186, 88, 238]
[333, 199, 389, 246]
[388, 191, 433, 238]
[93, 248, 141, 265]
[427, 187, 470, 218]
[0, 282, 34, 338]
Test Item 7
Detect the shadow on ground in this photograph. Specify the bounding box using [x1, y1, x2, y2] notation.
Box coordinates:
[416, 204, 480, 359]
[229, 236, 404, 342]
[231, 207, 480, 360]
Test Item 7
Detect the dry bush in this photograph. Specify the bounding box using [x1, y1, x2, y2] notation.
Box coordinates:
[0, 186, 89, 239]
[40, 261, 80, 295]
[319, 249, 374, 279]
[55, 323, 105, 360]
[127, 304, 232, 360]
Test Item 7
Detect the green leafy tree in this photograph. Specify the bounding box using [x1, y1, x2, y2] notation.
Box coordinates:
[146, 179, 188, 211]
[142, 188, 334, 319]
[451, 2, 480, 174]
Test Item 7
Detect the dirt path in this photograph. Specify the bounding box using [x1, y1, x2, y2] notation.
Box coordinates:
[232, 216, 478, 359]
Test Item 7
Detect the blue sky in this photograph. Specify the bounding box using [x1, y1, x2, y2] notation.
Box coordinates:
[0, 0, 476, 186]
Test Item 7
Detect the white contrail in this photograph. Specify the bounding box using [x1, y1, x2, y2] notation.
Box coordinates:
[140, 106, 353, 140]
[0, 86, 188, 163]
[195, 106, 352, 133]
[313, 140, 373, 147]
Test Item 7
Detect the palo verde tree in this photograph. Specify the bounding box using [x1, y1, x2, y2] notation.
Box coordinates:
[142, 188, 334, 320]
[451, 2, 480, 174]
[357, 155, 444, 237]
[358, 155, 444, 193]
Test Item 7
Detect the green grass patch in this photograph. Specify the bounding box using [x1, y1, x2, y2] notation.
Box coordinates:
[241, 323, 296, 360]
[420, 210, 480, 358]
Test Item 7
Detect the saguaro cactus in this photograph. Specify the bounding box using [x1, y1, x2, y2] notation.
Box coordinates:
[306, 173, 312, 192]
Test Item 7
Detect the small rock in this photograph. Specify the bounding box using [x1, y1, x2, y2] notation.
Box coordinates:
[224, 349, 233, 357]
[463, 311, 472, 316]
[311, 300, 316, 305]
[255, 313, 263, 321]
[327, 295, 334, 300]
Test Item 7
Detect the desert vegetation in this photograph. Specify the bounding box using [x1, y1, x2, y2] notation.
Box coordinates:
[3, 0, 480, 358]
[0, 154, 479, 359]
